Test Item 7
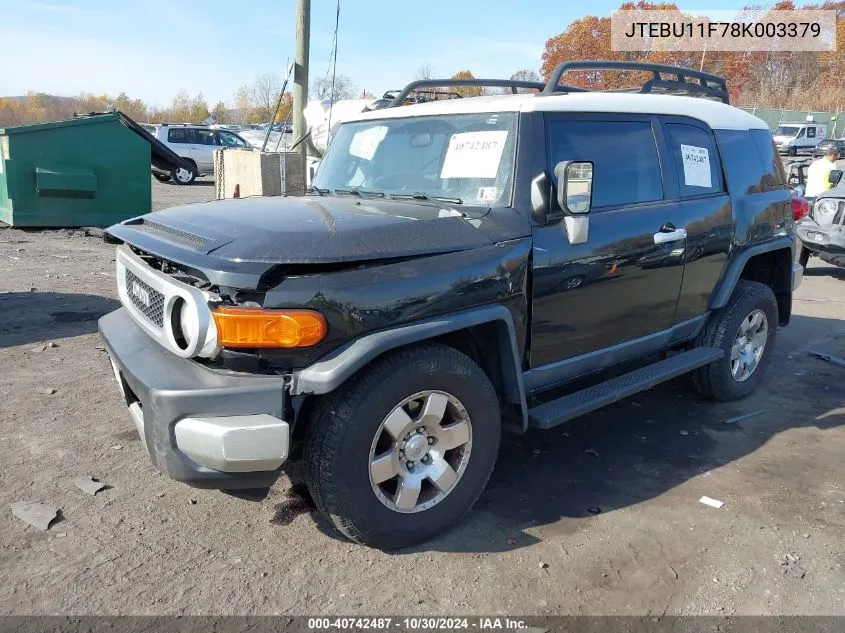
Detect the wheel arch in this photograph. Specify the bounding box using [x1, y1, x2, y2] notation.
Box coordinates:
[289, 305, 528, 433]
[709, 238, 795, 325]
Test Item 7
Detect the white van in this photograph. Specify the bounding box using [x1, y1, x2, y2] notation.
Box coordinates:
[773, 122, 827, 156]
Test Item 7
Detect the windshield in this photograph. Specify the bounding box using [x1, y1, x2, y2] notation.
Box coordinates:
[774, 125, 801, 137]
[313, 112, 517, 207]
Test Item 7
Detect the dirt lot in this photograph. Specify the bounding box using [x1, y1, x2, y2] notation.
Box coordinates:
[1, 176, 844, 616]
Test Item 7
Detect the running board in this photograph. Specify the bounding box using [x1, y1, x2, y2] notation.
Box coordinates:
[528, 347, 724, 430]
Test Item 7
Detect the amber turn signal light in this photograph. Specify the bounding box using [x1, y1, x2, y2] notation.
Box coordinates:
[212, 307, 327, 348]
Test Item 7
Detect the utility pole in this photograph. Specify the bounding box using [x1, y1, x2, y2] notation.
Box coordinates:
[292, 0, 310, 194]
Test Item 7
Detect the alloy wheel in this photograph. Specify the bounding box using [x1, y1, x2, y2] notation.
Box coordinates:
[368, 390, 473, 514]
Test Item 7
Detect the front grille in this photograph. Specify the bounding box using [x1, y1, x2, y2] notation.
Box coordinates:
[125, 269, 165, 328]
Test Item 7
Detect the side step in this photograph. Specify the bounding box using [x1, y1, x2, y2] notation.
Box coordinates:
[528, 347, 724, 430]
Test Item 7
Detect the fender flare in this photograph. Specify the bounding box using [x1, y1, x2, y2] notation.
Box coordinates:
[289, 304, 528, 431]
[709, 237, 794, 310]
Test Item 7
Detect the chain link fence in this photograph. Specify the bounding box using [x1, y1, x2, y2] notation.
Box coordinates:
[741, 107, 844, 138]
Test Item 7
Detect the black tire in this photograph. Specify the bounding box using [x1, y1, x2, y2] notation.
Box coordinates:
[692, 280, 778, 401]
[153, 173, 171, 183]
[304, 343, 501, 549]
[788, 146, 797, 156]
[171, 161, 196, 185]
[798, 246, 811, 268]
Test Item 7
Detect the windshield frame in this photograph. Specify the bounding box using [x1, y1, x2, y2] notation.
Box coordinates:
[313, 112, 519, 210]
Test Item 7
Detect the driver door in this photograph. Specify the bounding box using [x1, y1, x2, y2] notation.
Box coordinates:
[529, 116, 685, 377]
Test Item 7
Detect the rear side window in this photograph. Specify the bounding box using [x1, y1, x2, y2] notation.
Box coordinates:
[168, 128, 188, 143]
[546, 120, 663, 208]
[664, 123, 723, 197]
[807, 127, 816, 138]
[749, 129, 786, 190]
[716, 129, 785, 194]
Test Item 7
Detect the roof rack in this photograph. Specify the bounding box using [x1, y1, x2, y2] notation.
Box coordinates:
[541, 60, 730, 104]
[388, 78, 584, 108]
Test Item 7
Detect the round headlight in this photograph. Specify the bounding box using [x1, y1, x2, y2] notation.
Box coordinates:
[814, 199, 839, 224]
[171, 297, 199, 351]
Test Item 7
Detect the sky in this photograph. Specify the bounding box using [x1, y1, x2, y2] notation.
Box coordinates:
[1, 0, 747, 108]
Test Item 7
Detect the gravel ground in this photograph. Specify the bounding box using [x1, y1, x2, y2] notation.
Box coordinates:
[0, 176, 844, 615]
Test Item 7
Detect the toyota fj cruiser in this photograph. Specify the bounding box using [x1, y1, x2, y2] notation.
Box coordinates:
[99, 61, 802, 549]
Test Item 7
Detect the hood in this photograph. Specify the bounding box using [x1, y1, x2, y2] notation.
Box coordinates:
[106, 195, 528, 287]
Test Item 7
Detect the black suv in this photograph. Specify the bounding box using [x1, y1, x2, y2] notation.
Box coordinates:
[99, 62, 802, 549]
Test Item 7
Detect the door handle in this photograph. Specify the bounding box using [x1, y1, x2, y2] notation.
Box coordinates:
[653, 228, 687, 244]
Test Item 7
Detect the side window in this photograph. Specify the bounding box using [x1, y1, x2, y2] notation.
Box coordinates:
[217, 131, 247, 147]
[664, 123, 723, 197]
[546, 120, 663, 208]
[807, 127, 816, 139]
[796, 128, 806, 139]
[192, 129, 216, 145]
[168, 128, 188, 143]
[749, 129, 786, 191]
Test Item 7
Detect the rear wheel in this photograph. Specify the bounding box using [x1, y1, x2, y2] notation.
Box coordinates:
[692, 280, 778, 401]
[304, 343, 501, 549]
[171, 161, 196, 185]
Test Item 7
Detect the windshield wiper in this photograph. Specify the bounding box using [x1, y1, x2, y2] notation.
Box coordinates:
[392, 192, 464, 213]
[310, 187, 328, 196]
[332, 187, 385, 198]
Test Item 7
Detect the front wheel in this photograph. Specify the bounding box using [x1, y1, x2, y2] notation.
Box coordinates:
[692, 280, 778, 401]
[304, 343, 501, 549]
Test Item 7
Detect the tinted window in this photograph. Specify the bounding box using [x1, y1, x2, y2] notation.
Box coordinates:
[664, 123, 723, 197]
[716, 129, 784, 195]
[191, 129, 216, 145]
[546, 120, 663, 208]
[168, 128, 188, 143]
[749, 129, 786, 191]
[808, 127, 816, 138]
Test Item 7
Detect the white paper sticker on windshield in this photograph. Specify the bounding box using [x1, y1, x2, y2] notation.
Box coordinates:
[681, 144, 711, 188]
[477, 186, 499, 203]
[440, 131, 508, 179]
[349, 125, 388, 160]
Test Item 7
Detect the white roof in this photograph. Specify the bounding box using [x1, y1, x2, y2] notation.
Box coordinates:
[350, 92, 768, 131]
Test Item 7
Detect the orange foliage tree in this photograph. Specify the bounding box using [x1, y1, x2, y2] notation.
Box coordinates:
[540, 0, 845, 110]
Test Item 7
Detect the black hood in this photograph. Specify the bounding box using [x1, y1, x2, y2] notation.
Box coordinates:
[106, 195, 528, 288]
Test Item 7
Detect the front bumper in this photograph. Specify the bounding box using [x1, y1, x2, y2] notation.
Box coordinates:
[99, 308, 289, 489]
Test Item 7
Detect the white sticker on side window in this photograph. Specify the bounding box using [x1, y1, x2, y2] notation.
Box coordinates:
[681, 144, 711, 188]
[440, 131, 508, 179]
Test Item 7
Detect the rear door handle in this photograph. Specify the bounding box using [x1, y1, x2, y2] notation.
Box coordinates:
[653, 228, 687, 244]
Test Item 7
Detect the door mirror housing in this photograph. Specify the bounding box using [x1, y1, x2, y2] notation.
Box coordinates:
[828, 169, 843, 185]
[554, 161, 593, 214]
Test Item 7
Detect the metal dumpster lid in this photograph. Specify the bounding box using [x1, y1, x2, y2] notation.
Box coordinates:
[74, 110, 197, 175]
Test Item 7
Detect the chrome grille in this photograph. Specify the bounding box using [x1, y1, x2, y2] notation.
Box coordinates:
[125, 269, 165, 328]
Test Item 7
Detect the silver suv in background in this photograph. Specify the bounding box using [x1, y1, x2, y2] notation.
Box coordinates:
[150, 124, 251, 184]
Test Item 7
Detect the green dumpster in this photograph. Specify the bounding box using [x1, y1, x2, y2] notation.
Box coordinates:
[0, 111, 151, 227]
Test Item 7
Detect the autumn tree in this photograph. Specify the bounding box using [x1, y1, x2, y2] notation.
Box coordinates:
[211, 101, 229, 124]
[450, 70, 483, 97]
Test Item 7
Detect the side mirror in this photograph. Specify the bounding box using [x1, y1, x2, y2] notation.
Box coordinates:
[554, 160, 593, 214]
[828, 169, 843, 185]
